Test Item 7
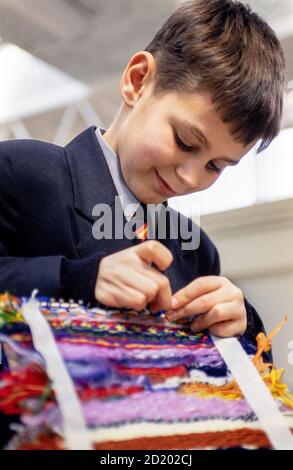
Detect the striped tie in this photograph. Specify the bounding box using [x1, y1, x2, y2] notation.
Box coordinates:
[135, 222, 148, 242]
[134, 203, 148, 242]
[134, 202, 168, 242]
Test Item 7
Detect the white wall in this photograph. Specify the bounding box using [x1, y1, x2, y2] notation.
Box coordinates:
[200, 198, 293, 389]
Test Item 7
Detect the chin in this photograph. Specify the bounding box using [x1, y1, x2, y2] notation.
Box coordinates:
[133, 185, 167, 205]
[145, 194, 167, 205]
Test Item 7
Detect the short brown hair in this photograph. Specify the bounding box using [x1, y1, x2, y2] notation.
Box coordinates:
[145, 0, 286, 152]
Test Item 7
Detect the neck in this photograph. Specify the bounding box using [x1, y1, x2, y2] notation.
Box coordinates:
[102, 103, 130, 155]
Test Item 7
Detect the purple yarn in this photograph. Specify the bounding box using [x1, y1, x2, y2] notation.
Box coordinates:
[58, 343, 225, 369]
[82, 390, 255, 426]
[22, 391, 256, 430]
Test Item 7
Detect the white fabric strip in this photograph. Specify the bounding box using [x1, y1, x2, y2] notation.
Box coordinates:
[211, 335, 293, 450]
[21, 291, 93, 450]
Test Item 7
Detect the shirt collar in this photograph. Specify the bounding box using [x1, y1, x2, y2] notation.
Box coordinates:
[95, 127, 168, 228]
[95, 127, 140, 221]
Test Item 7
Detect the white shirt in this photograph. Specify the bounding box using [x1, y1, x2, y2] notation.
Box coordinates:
[95, 127, 140, 222]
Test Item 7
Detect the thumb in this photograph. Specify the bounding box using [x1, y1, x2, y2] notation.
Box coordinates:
[135, 240, 173, 271]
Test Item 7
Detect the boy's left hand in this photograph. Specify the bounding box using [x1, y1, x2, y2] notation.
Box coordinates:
[166, 276, 247, 337]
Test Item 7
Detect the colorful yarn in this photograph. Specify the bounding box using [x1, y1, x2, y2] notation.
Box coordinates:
[0, 294, 292, 450]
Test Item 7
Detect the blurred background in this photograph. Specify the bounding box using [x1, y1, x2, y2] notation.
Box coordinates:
[0, 0, 292, 386]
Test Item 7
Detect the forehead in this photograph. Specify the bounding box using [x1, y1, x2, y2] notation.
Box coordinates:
[154, 89, 224, 124]
[149, 89, 256, 156]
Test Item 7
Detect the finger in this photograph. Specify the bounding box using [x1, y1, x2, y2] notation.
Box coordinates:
[137, 263, 172, 311]
[135, 240, 173, 272]
[113, 260, 172, 311]
[166, 288, 231, 321]
[148, 274, 172, 311]
[208, 320, 246, 337]
[96, 284, 159, 311]
[171, 276, 225, 310]
[190, 301, 243, 333]
[113, 268, 168, 307]
[96, 282, 132, 308]
[96, 282, 148, 311]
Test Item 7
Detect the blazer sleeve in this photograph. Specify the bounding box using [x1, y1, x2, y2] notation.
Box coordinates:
[200, 229, 272, 361]
[0, 150, 103, 305]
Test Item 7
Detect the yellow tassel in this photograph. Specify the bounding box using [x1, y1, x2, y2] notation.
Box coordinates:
[180, 315, 293, 409]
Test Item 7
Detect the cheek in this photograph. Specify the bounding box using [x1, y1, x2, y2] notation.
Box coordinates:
[118, 140, 155, 186]
[201, 173, 221, 191]
[137, 141, 158, 166]
[189, 172, 220, 193]
[147, 133, 179, 168]
[132, 140, 174, 170]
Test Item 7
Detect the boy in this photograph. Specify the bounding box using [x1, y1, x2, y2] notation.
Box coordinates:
[0, 0, 286, 343]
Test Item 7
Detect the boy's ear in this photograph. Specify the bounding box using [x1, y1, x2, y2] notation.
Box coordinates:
[120, 51, 155, 107]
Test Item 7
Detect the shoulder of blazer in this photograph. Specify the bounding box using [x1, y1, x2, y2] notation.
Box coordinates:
[0, 138, 66, 169]
[0, 138, 71, 195]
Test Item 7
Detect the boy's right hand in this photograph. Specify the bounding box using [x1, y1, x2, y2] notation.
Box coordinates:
[95, 240, 173, 312]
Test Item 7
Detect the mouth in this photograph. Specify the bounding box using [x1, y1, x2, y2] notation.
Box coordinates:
[155, 170, 178, 197]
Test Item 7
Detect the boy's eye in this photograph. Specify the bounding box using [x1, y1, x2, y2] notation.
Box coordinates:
[206, 161, 222, 174]
[175, 132, 222, 174]
[174, 132, 194, 152]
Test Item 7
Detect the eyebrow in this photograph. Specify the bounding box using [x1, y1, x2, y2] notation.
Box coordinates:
[180, 120, 241, 166]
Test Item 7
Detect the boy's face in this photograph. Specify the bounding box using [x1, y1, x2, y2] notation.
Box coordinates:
[105, 58, 257, 205]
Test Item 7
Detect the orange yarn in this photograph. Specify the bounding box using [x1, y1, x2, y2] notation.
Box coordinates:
[180, 316, 293, 409]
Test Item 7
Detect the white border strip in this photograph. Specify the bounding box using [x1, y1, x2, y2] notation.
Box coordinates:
[21, 291, 93, 450]
[87, 416, 293, 444]
[211, 335, 293, 450]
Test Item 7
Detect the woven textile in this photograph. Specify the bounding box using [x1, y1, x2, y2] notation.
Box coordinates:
[0, 293, 292, 450]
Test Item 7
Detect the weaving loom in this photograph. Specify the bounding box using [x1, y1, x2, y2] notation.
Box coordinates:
[0, 293, 292, 450]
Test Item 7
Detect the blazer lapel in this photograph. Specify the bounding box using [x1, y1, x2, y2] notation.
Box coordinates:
[64, 126, 136, 258]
